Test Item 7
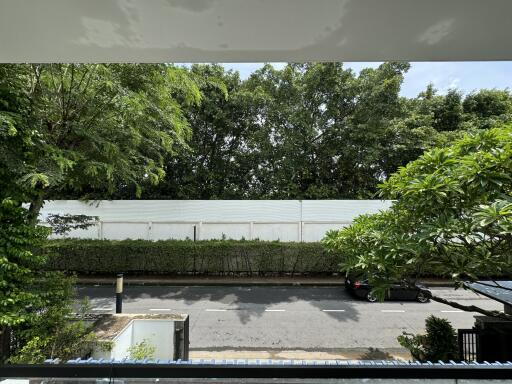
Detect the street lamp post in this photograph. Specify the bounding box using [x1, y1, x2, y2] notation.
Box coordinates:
[116, 273, 123, 314]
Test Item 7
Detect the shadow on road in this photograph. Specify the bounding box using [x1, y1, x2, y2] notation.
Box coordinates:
[76, 285, 363, 324]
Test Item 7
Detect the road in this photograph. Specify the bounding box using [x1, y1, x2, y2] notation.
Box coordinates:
[77, 285, 501, 359]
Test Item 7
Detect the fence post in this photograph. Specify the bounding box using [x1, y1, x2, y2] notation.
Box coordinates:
[197, 222, 202, 241]
[147, 221, 152, 240]
[249, 222, 254, 240]
[98, 221, 103, 240]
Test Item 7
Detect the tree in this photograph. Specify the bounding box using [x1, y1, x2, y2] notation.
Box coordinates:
[463, 89, 512, 129]
[0, 64, 201, 222]
[0, 198, 96, 362]
[39, 64, 512, 201]
[433, 89, 463, 132]
[140, 64, 252, 199]
[242, 62, 413, 199]
[323, 125, 512, 317]
[0, 64, 199, 361]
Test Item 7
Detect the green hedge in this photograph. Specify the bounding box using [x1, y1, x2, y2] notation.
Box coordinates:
[43, 239, 340, 276]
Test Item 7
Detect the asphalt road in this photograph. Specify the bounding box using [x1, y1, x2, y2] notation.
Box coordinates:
[77, 285, 501, 356]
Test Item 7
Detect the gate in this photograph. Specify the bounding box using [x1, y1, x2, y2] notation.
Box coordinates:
[458, 328, 480, 362]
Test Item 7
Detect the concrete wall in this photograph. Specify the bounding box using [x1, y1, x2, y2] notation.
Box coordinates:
[39, 200, 392, 242]
[93, 319, 175, 360]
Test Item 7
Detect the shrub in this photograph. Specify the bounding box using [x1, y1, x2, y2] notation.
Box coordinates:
[128, 339, 156, 360]
[397, 315, 459, 362]
[42, 239, 338, 276]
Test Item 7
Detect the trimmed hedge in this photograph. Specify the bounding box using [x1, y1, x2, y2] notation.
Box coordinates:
[43, 239, 340, 276]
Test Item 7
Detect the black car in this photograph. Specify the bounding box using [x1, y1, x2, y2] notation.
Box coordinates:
[345, 275, 430, 303]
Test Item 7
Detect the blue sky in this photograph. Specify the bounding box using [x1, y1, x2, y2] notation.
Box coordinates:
[220, 62, 512, 98]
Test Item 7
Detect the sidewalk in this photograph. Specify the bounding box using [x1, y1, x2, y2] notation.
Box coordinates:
[189, 348, 411, 361]
[77, 275, 453, 287]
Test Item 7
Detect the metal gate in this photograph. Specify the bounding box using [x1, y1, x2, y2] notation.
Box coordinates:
[458, 329, 480, 362]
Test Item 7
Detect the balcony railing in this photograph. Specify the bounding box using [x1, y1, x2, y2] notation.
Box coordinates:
[1, 359, 512, 383]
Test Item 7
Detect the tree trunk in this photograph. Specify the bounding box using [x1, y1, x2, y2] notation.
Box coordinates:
[28, 190, 45, 226]
[0, 326, 11, 363]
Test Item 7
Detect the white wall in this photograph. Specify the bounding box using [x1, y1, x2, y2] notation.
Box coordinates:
[40, 200, 392, 242]
[93, 319, 175, 360]
[132, 320, 174, 360]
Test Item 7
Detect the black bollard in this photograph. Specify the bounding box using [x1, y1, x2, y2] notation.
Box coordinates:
[116, 273, 123, 313]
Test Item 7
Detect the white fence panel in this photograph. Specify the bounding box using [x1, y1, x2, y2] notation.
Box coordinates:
[302, 223, 350, 243]
[150, 223, 196, 241]
[39, 200, 392, 242]
[301, 200, 392, 221]
[102, 222, 148, 240]
[253, 223, 299, 242]
[200, 223, 251, 240]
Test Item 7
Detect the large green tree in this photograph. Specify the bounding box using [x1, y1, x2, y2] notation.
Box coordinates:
[0, 63, 205, 362]
[323, 125, 512, 317]
[138, 64, 253, 199]
[241, 62, 413, 198]
[43, 63, 512, 201]
[0, 64, 201, 221]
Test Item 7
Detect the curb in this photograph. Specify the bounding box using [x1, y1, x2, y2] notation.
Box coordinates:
[76, 277, 454, 288]
[77, 279, 345, 287]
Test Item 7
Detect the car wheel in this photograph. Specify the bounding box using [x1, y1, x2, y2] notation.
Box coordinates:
[366, 292, 378, 302]
[416, 291, 430, 303]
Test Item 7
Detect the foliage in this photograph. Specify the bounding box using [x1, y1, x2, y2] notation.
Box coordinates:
[0, 63, 202, 220]
[0, 199, 99, 363]
[49, 64, 512, 200]
[323, 125, 512, 299]
[397, 316, 459, 362]
[127, 339, 156, 360]
[46, 214, 99, 235]
[9, 298, 100, 363]
[43, 239, 336, 276]
[0, 199, 50, 331]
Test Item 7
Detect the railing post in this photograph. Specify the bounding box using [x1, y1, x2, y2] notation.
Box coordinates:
[458, 329, 465, 361]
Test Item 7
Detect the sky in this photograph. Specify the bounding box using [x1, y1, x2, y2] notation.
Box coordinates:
[220, 62, 512, 98]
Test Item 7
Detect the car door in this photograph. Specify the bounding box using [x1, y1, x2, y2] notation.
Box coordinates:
[389, 283, 405, 300]
[390, 282, 417, 300]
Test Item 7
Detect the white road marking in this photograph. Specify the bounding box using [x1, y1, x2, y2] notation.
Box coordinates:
[265, 309, 286, 312]
[441, 310, 464, 313]
[205, 309, 227, 312]
[322, 309, 346, 312]
[92, 307, 113, 311]
[381, 310, 405, 313]
[149, 308, 171, 311]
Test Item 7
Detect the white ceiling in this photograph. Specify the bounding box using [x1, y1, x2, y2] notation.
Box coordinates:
[1, 0, 512, 63]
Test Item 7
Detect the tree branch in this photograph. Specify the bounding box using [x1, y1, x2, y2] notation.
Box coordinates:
[426, 291, 512, 321]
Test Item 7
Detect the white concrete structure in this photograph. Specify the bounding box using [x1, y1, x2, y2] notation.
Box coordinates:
[94, 319, 175, 360]
[39, 200, 392, 242]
